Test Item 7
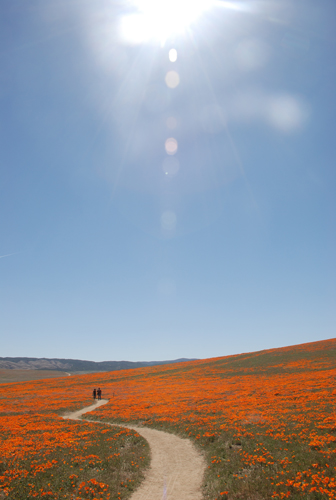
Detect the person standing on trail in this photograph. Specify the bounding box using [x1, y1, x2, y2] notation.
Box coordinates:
[97, 387, 102, 400]
[93, 388, 96, 400]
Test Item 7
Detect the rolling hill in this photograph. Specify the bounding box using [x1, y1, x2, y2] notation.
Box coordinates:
[0, 356, 197, 373]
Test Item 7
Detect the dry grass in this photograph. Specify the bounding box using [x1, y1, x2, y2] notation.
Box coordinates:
[0, 369, 70, 383]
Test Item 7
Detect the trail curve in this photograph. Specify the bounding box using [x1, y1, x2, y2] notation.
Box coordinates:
[63, 400, 205, 500]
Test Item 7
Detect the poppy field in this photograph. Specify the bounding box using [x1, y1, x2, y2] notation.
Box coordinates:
[0, 381, 149, 499]
[1, 338, 336, 500]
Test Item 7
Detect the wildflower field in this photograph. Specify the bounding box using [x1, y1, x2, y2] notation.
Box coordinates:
[1, 338, 336, 500]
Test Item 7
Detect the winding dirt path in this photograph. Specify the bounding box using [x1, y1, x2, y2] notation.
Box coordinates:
[63, 400, 205, 500]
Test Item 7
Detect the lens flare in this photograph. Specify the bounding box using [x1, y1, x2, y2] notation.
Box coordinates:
[163, 156, 179, 176]
[161, 210, 177, 231]
[165, 70, 180, 88]
[165, 137, 178, 155]
[166, 116, 178, 129]
[121, 0, 215, 45]
[267, 95, 309, 132]
[169, 48, 178, 62]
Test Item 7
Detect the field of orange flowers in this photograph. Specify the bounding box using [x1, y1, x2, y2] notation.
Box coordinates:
[0, 380, 149, 499]
[1, 338, 336, 500]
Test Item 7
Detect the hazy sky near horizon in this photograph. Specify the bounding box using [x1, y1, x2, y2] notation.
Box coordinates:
[0, 0, 335, 362]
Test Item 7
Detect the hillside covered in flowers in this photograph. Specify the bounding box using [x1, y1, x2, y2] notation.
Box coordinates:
[1, 338, 336, 499]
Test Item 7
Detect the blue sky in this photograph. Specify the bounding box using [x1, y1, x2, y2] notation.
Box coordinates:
[0, 0, 335, 362]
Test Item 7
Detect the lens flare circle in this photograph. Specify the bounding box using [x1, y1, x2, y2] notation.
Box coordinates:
[166, 116, 178, 129]
[165, 137, 178, 155]
[165, 70, 180, 88]
[169, 48, 178, 62]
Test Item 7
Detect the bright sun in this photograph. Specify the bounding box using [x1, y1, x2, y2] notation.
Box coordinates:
[120, 0, 215, 45]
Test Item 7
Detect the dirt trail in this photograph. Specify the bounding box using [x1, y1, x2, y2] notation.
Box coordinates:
[63, 400, 205, 500]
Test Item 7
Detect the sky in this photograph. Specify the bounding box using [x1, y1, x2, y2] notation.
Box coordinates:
[0, 0, 335, 362]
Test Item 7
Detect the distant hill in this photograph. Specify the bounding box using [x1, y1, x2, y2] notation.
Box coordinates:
[0, 357, 197, 373]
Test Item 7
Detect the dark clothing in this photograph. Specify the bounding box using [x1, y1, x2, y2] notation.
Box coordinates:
[93, 389, 96, 400]
[97, 388, 102, 400]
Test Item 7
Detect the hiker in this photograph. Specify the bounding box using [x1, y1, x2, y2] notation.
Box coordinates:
[93, 388, 96, 400]
[97, 387, 102, 400]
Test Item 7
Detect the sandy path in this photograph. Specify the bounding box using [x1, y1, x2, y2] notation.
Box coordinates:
[63, 400, 205, 500]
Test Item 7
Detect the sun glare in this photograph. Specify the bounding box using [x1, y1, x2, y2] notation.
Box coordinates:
[120, 0, 215, 45]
